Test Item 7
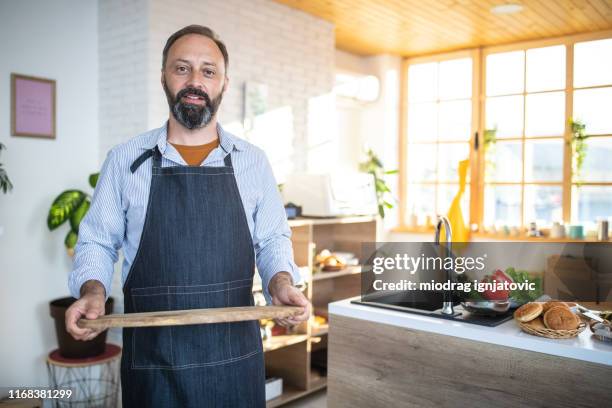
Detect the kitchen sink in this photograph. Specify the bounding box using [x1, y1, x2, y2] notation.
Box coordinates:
[352, 291, 514, 327]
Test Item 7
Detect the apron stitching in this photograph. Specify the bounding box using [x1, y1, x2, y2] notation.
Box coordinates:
[131, 349, 261, 370]
[131, 285, 252, 297]
[168, 286, 174, 366]
[153, 172, 235, 176]
[130, 278, 252, 292]
[227, 281, 232, 359]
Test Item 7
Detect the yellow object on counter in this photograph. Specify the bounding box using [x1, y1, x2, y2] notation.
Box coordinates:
[446, 159, 470, 242]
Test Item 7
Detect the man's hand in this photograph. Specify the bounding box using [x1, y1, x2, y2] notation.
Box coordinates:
[65, 280, 107, 341]
[268, 272, 311, 327]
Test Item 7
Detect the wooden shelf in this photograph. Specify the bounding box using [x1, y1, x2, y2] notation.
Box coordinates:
[311, 324, 329, 337]
[288, 215, 377, 227]
[263, 334, 309, 353]
[266, 378, 326, 408]
[264, 215, 377, 406]
[312, 265, 362, 281]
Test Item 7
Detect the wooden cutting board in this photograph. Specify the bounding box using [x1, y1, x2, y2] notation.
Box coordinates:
[77, 306, 303, 330]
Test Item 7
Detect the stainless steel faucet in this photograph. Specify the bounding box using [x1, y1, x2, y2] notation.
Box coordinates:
[434, 216, 454, 315]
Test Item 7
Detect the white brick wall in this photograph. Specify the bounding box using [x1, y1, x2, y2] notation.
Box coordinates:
[98, 0, 149, 161]
[99, 0, 335, 174]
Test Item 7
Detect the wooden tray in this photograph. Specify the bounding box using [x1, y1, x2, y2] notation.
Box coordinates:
[77, 306, 302, 330]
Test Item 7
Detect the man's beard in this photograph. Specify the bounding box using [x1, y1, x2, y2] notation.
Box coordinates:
[163, 81, 223, 130]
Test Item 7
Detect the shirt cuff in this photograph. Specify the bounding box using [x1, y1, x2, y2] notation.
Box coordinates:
[261, 261, 303, 304]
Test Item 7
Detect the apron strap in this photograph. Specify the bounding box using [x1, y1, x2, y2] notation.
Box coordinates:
[130, 148, 155, 173]
[223, 152, 233, 168]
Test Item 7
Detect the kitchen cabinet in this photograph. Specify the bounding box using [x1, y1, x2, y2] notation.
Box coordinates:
[263, 215, 378, 407]
[327, 298, 612, 408]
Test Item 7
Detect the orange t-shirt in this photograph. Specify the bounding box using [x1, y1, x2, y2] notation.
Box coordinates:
[169, 138, 220, 167]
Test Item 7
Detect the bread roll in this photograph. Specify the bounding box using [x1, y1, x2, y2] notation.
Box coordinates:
[514, 302, 543, 322]
[543, 306, 579, 330]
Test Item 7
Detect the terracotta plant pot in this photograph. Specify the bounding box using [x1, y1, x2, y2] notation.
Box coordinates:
[49, 296, 114, 358]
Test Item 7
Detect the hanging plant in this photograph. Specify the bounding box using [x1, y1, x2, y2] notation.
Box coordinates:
[47, 172, 99, 256]
[359, 148, 397, 218]
[483, 127, 497, 178]
[569, 118, 588, 184]
[0, 143, 13, 194]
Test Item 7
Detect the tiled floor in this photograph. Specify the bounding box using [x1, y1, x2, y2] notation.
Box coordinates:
[283, 389, 327, 408]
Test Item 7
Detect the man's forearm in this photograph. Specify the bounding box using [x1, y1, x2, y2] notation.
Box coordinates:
[268, 271, 293, 297]
[80, 279, 107, 298]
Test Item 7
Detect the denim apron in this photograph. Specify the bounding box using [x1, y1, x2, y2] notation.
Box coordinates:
[120, 146, 265, 407]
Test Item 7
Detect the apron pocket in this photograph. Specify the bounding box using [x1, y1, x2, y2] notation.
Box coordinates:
[131, 283, 233, 369]
[130, 281, 260, 369]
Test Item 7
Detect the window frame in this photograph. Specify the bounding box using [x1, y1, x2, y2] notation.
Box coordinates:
[397, 29, 612, 233]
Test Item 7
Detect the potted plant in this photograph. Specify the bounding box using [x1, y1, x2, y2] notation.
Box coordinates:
[47, 172, 114, 358]
[0, 142, 13, 194]
[569, 118, 588, 184]
[359, 148, 397, 218]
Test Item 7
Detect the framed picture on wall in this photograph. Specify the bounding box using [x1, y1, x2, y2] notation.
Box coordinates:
[11, 73, 56, 139]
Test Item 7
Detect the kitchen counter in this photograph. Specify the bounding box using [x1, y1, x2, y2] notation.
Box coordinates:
[327, 297, 612, 408]
[329, 297, 612, 366]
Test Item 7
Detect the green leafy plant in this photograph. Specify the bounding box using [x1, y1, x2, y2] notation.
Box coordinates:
[47, 173, 99, 255]
[359, 148, 397, 218]
[569, 118, 588, 183]
[505, 267, 543, 304]
[0, 143, 13, 194]
[483, 127, 497, 176]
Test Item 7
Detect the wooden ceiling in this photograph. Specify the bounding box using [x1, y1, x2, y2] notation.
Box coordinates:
[274, 0, 612, 57]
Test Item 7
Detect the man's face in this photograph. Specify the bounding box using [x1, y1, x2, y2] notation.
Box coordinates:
[162, 34, 228, 130]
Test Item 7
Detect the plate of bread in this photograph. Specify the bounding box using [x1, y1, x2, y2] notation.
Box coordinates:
[513, 301, 586, 339]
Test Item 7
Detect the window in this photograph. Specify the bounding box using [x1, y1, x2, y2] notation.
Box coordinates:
[483, 45, 565, 228]
[571, 38, 612, 228]
[404, 55, 474, 225]
[399, 33, 612, 234]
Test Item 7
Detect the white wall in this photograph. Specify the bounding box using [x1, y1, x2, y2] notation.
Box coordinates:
[0, 0, 99, 392]
[334, 50, 402, 234]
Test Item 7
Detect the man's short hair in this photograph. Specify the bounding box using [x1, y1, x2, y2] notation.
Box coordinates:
[162, 25, 229, 73]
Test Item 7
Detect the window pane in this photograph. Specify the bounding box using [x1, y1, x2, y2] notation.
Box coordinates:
[438, 100, 472, 141]
[407, 184, 436, 218]
[524, 185, 563, 225]
[484, 185, 522, 227]
[408, 63, 437, 102]
[579, 137, 612, 182]
[571, 186, 612, 225]
[574, 87, 612, 135]
[486, 95, 524, 138]
[485, 141, 522, 183]
[438, 143, 470, 182]
[486, 51, 524, 96]
[525, 92, 565, 137]
[574, 38, 612, 88]
[526, 45, 565, 92]
[408, 102, 437, 142]
[407, 144, 436, 182]
[439, 58, 472, 100]
[524, 139, 564, 182]
[438, 185, 470, 223]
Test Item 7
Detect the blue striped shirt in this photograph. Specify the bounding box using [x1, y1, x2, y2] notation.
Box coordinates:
[68, 121, 301, 303]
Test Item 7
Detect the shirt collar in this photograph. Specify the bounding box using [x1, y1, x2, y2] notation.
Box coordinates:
[146, 121, 246, 154]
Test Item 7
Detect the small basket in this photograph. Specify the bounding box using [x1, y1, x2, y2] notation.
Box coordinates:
[517, 319, 586, 339]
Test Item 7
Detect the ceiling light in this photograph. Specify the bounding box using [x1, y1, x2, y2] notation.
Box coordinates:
[490, 3, 524, 15]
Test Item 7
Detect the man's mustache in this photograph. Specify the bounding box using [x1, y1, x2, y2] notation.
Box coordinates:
[175, 87, 211, 105]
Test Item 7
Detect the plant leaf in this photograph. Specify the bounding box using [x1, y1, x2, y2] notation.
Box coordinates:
[65, 230, 78, 249]
[47, 190, 86, 230]
[384, 169, 398, 175]
[70, 198, 91, 232]
[89, 173, 100, 188]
